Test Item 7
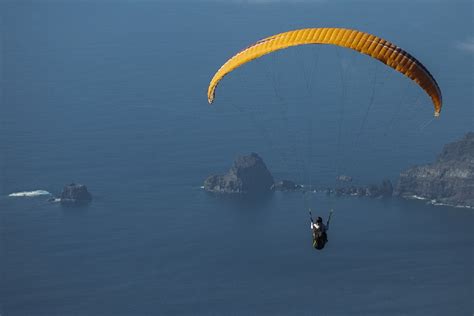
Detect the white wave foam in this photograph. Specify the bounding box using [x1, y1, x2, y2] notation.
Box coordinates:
[8, 190, 51, 197]
[406, 195, 473, 209]
[410, 195, 427, 200]
[430, 201, 473, 209]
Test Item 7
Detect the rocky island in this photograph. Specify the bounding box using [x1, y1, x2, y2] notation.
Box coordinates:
[271, 180, 302, 192]
[60, 183, 92, 205]
[204, 153, 274, 195]
[330, 179, 393, 198]
[395, 132, 474, 208]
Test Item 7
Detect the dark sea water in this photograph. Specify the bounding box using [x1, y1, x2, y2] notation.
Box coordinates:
[1, 1, 473, 315]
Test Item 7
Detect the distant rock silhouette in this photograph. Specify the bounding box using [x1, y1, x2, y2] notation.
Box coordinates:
[331, 179, 393, 198]
[60, 183, 92, 205]
[204, 153, 274, 195]
[336, 175, 353, 182]
[271, 180, 302, 192]
[395, 132, 474, 208]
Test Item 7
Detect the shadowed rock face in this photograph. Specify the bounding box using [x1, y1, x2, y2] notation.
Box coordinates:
[60, 183, 92, 205]
[204, 153, 274, 195]
[395, 132, 474, 207]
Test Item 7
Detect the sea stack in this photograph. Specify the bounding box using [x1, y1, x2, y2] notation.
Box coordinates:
[204, 153, 274, 195]
[60, 183, 92, 205]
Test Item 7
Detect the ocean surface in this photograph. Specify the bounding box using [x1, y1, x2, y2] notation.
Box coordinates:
[1, 1, 473, 315]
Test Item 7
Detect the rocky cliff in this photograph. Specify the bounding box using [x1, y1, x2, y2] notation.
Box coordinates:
[395, 132, 474, 208]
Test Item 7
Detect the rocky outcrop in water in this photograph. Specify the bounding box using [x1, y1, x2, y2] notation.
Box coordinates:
[271, 180, 302, 192]
[395, 132, 474, 208]
[204, 153, 274, 195]
[60, 183, 92, 205]
[336, 175, 353, 183]
[330, 179, 393, 198]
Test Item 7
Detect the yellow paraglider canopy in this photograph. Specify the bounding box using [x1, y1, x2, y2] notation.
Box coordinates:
[207, 28, 442, 117]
